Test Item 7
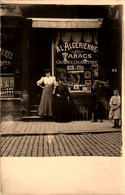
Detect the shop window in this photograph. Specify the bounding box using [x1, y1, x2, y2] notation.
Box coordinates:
[1, 29, 21, 98]
[55, 31, 98, 93]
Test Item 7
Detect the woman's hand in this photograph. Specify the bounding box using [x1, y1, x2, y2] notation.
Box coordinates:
[53, 87, 56, 94]
[39, 84, 45, 89]
[56, 94, 60, 97]
[37, 82, 43, 88]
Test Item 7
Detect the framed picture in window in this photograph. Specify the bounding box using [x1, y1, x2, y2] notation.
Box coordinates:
[85, 80, 91, 86]
[84, 71, 91, 79]
[86, 87, 91, 93]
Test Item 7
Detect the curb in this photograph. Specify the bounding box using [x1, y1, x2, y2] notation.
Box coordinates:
[0, 129, 121, 136]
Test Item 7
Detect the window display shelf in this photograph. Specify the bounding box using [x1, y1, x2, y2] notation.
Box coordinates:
[69, 90, 91, 93]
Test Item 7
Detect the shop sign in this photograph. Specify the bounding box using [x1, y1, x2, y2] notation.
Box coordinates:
[56, 59, 97, 65]
[57, 42, 98, 53]
[56, 42, 98, 65]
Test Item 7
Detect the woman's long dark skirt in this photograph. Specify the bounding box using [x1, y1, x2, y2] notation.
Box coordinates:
[54, 96, 71, 122]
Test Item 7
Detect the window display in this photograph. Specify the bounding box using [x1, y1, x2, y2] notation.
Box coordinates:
[55, 31, 98, 93]
[0, 74, 14, 97]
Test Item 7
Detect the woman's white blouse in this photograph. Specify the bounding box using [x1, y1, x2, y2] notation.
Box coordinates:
[37, 76, 56, 86]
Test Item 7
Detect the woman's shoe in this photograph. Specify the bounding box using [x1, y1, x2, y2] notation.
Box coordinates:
[92, 120, 97, 122]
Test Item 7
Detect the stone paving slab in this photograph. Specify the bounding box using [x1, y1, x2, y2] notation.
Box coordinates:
[0, 120, 121, 135]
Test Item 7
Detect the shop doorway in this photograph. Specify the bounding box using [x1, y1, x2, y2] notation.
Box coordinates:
[28, 29, 52, 115]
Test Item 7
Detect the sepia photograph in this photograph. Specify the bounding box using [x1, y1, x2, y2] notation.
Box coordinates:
[0, 0, 125, 194]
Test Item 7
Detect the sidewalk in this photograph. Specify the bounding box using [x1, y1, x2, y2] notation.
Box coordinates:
[0, 120, 121, 135]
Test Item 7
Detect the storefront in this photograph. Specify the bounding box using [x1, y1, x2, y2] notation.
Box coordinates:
[0, 4, 122, 121]
[55, 30, 99, 120]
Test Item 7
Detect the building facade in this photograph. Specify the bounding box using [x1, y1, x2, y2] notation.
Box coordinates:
[0, 3, 122, 121]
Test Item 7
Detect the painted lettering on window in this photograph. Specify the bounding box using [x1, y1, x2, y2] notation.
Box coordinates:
[0, 48, 14, 69]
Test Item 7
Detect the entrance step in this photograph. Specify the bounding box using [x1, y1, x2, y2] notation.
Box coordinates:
[21, 116, 54, 122]
[30, 105, 39, 109]
[29, 104, 39, 116]
[29, 110, 38, 116]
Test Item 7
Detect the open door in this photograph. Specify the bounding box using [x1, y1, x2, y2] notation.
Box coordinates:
[28, 29, 52, 115]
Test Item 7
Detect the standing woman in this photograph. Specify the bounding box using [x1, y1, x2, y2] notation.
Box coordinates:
[36, 69, 56, 117]
[54, 78, 71, 122]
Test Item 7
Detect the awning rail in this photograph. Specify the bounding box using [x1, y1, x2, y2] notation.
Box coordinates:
[27, 18, 103, 28]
